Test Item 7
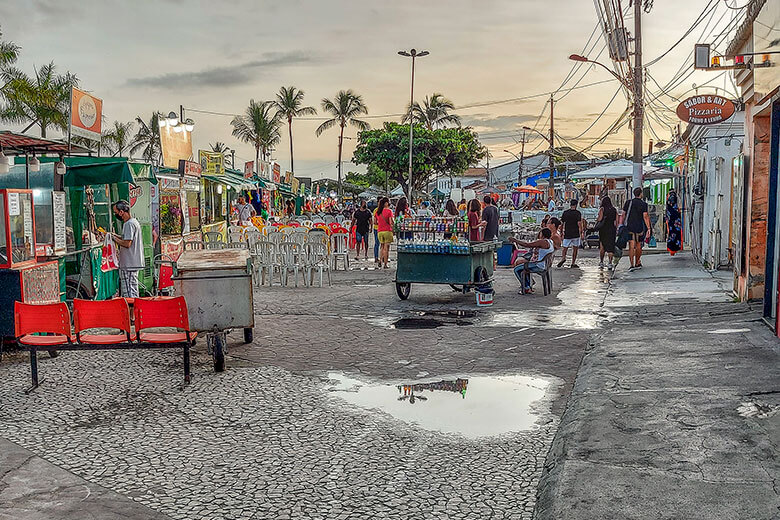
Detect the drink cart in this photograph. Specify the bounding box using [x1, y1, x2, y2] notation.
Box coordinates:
[0, 189, 61, 347]
[394, 216, 500, 300]
[171, 248, 255, 372]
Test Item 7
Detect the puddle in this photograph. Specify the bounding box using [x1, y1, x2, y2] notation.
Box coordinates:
[708, 328, 750, 334]
[392, 316, 473, 329]
[326, 372, 553, 438]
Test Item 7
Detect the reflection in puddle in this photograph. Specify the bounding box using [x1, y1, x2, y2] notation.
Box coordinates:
[327, 373, 553, 439]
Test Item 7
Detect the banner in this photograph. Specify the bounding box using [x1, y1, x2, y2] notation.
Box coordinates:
[272, 162, 281, 183]
[70, 87, 103, 141]
[199, 150, 225, 175]
[178, 159, 202, 177]
[291, 177, 300, 195]
[284, 171, 293, 185]
[258, 161, 270, 180]
[160, 124, 193, 169]
[244, 161, 254, 179]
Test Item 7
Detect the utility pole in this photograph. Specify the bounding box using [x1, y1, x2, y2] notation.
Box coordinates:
[632, 0, 644, 190]
[519, 128, 526, 186]
[548, 94, 555, 200]
[398, 48, 429, 203]
[486, 153, 490, 187]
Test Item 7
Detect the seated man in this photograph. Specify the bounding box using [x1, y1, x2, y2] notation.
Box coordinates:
[508, 227, 555, 294]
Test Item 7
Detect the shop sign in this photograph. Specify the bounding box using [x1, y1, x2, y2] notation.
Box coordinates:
[244, 161, 254, 179]
[181, 176, 201, 191]
[159, 176, 180, 190]
[53, 191, 66, 254]
[676, 95, 735, 125]
[272, 162, 281, 183]
[258, 161, 270, 180]
[178, 159, 202, 177]
[128, 183, 143, 207]
[284, 171, 293, 184]
[199, 150, 225, 175]
[70, 87, 103, 141]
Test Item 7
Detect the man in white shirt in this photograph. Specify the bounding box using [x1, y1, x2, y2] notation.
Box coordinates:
[111, 200, 144, 298]
[417, 201, 433, 218]
[547, 198, 556, 212]
[236, 196, 256, 225]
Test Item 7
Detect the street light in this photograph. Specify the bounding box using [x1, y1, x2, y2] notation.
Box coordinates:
[398, 48, 429, 203]
[503, 149, 522, 186]
[568, 54, 630, 89]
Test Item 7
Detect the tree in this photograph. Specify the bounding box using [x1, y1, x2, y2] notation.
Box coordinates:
[345, 164, 396, 192]
[210, 141, 233, 168]
[231, 100, 281, 172]
[130, 112, 162, 164]
[352, 122, 485, 195]
[0, 61, 78, 137]
[274, 86, 316, 174]
[316, 90, 369, 195]
[102, 120, 134, 157]
[401, 93, 460, 130]
[0, 27, 19, 69]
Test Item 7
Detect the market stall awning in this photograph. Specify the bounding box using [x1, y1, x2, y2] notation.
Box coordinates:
[513, 185, 544, 194]
[569, 159, 679, 181]
[50, 156, 135, 187]
[0, 131, 92, 155]
[203, 171, 260, 190]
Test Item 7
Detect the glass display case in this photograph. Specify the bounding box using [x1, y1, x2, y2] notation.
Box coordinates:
[0, 189, 37, 268]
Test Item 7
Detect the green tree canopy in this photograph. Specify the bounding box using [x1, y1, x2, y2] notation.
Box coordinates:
[352, 122, 485, 194]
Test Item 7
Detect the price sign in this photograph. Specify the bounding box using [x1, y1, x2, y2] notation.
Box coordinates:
[53, 191, 66, 253]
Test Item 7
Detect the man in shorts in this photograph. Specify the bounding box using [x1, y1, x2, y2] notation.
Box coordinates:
[352, 201, 372, 260]
[557, 199, 584, 268]
[621, 187, 651, 271]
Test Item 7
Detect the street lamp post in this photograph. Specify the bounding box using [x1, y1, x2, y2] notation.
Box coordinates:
[398, 48, 429, 204]
[503, 149, 523, 186]
[522, 123, 555, 199]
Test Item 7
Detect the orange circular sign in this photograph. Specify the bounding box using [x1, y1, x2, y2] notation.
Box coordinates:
[676, 95, 735, 125]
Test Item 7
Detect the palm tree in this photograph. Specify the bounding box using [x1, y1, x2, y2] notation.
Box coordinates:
[0, 61, 78, 137]
[0, 28, 19, 69]
[230, 100, 281, 172]
[274, 86, 316, 174]
[102, 120, 134, 157]
[402, 92, 460, 130]
[210, 141, 233, 168]
[130, 112, 162, 164]
[316, 90, 369, 195]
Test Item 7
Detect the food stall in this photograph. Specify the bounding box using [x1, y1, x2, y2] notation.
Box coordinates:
[394, 215, 500, 300]
[158, 164, 203, 261]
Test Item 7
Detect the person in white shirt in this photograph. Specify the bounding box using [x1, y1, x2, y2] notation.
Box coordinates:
[547, 198, 556, 212]
[111, 200, 144, 298]
[417, 201, 433, 218]
[236, 196, 256, 225]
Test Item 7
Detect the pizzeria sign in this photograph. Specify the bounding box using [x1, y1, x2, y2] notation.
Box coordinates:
[676, 95, 735, 125]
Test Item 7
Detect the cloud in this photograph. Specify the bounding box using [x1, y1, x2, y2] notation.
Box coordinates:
[127, 51, 315, 89]
[460, 113, 537, 133]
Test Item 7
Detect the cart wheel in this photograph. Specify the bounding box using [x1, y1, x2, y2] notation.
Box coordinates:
[243, 327, 253, 344]
[48, 350, 59, 358]
[396, 282, 411, 300]
[474, 266, 489, 284]
[213, 336, 225, 372]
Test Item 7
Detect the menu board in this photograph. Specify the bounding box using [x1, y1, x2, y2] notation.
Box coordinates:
[8, 192, 19, 216]
[22, 199, 33, 255]
[52, 191, 66, 253]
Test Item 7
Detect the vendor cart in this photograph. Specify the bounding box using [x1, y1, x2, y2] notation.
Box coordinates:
[393, 216, 499, 300]
[171, 248, 254, 371]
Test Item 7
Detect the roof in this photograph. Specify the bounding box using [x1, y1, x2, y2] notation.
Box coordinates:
[569, 159, 679, 180]
[0, 131, 91, 154]
[725, 0, 766, 57]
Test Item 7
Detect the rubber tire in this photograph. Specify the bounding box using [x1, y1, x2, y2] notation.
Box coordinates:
[213, 336, 225, 372]
[396, 282, 411, 300]
[243, 327, 253, 344]
[474, 266, 489, 284]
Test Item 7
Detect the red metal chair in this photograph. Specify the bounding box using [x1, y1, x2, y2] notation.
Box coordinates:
[15, 301, 72, 391]
[73, 298, 135, 344]
[134, 296, 197, 344]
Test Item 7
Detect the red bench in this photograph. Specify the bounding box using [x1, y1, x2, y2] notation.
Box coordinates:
[15, 296, 196, 392]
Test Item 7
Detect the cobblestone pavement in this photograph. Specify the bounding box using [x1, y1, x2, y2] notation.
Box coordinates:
[0, 251, 608, 519]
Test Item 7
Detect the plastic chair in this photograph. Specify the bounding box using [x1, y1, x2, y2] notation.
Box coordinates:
[134, 296, 197, 343]
[203, 232, 225, 246]
[205, 240, 224, 250]
[15, 301, 72, 347]
[279, 226, 297, 235]
[301, 220, 313, 229]
[184, 241, 206, 251]
[73, 298, 134, 344]
[305, 243, 332, 287]
[343, 219, 352, 231]
[267, 231, 285, 245]
[277, 242, 305, 287]
[250, 241, 281, 286]
[330, 232, 350, 271]
[244, 228, 261, 246]
[226, 241, 247, 249]
[153, 254, 175, 296]
[288, 232, 307, 247]
[328, 222, 342, 233]
[228, 225, 243, 235]
[519, 254, 554, 296]
[229, 231, 243, 243]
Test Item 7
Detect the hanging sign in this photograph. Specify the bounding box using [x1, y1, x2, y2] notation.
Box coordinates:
[7, 192, 19, 216]
[178, 159, 202, 177]
[198, 150, 224, 175]
[70, 87, 103, 141]
[244, 161, 255, 179]
[676, 95, 736, 125]
[272, 163, 281, 183]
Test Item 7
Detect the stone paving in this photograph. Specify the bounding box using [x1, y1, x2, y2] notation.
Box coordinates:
[0, 253, 606, 519]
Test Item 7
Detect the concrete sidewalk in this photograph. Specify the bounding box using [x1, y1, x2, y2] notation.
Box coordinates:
[534, 252, 780, 520]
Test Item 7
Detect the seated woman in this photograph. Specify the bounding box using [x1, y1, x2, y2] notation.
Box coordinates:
[508, 227, 555, 294]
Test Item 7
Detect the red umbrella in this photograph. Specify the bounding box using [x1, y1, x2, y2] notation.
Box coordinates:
[514, 185, 544, 194]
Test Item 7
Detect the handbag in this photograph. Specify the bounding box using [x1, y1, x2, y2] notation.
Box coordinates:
[615, 198, 634, 250]
[100, 233, 120, 272]
[593, 219, 605, 232]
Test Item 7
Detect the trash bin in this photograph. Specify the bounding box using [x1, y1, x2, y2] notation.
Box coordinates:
[497, 243, 514, 266]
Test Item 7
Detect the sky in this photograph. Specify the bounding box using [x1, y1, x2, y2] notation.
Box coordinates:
[0, 0, 742, 180]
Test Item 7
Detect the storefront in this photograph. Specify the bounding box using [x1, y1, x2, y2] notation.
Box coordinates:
[158, 166, 203, 261]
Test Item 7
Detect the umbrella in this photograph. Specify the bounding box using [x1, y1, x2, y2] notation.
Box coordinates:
[514, 185, 544, 194]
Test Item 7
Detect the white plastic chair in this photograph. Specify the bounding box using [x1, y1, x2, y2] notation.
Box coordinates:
[244, 228, 261, 246]
[277, 242, 305, 287]
[330, 232, 350, 271]
[229, 231, 243, 243]
[228, 225, 243, 235]
[203, 231, 225, 246]
[343, 219, 352, 231]
[226, 242, 246, 249]
[267, 231, 285, 246]
[301, 220, 313, 229]
[305, 243, 332, 287]
[288, 231, 307, 247]
[251, 241, 280, 286]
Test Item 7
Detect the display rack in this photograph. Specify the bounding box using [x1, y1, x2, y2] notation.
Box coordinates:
[396, 216, 470, 255]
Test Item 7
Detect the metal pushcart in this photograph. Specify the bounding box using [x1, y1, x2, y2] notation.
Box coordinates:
[171, 249, 255, 371]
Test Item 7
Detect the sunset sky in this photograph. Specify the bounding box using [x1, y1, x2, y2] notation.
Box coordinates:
[1, 0, 740, 179]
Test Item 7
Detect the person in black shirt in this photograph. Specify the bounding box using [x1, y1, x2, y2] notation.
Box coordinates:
[557, 199, 584, 268]
[353, 201, 373, 260]
[481, 196, 499, 241]
[620, 187, 652, 271]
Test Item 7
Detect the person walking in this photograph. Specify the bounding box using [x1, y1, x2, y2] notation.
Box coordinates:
[372, 198, 381, 264]
[665, 190, 682, 256]
[481, 196, 499, 241]
[111, 200, 145, 298]
[353, 201, 372, 260]
[620, 187, 652, 271]
[467, 199, 486, 242]
[375, 197, 394, 269]
[557, 199, 584, 268]
[596, 196, 617, 271]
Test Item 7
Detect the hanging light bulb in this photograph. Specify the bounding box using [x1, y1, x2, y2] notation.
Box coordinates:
[158, 117, 167, 128]
[167, 111, 179, 126]
[217, 184, 223, 194]
[55, 161, 66, 175]
[29, 156, 40, 172]
[184, 118, 195, 132]
[173, 123, 183, 133]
